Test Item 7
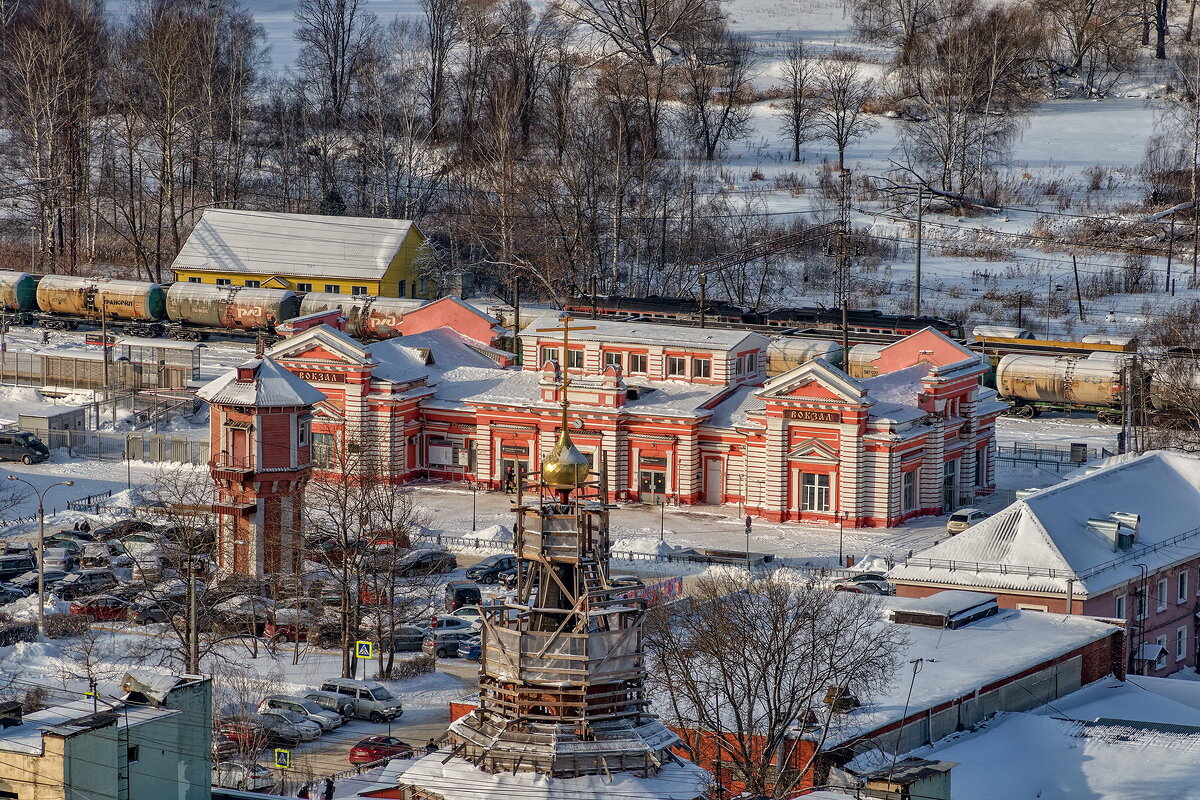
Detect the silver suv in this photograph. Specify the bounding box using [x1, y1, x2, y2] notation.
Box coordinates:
[319, 678, 403, 723]
[258, 695, 342, 731]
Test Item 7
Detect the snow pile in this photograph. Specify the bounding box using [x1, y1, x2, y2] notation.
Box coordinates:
[105, 488, 146, 510]
[4, 594, 71, 622]
[461, 524, 513, 543]
[611, 535, 675, 557]
[852, 554, 892, 573]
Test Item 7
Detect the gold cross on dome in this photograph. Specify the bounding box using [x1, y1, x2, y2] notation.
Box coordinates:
[536, 312, 596, 424]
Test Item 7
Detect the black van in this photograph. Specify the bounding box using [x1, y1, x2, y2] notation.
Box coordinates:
[0, 431, 49, 464]
[0, 554, 36, 581]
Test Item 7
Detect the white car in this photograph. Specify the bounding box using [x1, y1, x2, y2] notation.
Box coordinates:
[258, 708, 322, 741]
[449, 606, 483, 625]
[946, 508, 989, 536]
[258, 695, 343, 731]
[212, 761, 276, 792]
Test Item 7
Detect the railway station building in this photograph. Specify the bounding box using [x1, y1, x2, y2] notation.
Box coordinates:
[171, 208, 433, 298]
[230, 318, 1005, 528]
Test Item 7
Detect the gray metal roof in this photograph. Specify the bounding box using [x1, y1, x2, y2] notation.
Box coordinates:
[171, 208, 420, 280]
[196, 357, 327, 407]
[522, 314, 766, 352]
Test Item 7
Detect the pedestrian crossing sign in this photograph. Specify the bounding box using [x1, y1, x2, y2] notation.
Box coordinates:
[273, 749, 291, 769]
[355, 640, 373, 659]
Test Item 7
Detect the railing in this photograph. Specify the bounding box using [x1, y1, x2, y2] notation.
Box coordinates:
[997, 444, 1117, 474]
[37, 429, 210, 467]
[67, 490, 113, 512]
[899, 557, 1076, 580]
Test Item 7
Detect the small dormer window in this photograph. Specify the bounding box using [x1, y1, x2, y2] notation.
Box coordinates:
[692, 358, 711, 378]
[745, 352, 758, 373]
[567, 350, 584, 369]
[540, 347, 558, 365]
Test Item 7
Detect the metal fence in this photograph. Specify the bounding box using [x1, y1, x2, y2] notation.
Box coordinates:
[998, 443, 1118, 474]
[0, 350, 192, 391]
[40, 429, 210, 466]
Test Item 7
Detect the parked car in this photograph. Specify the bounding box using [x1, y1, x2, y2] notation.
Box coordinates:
[255, 708, 321, 742]
[457, 638, 482, 661]
[423, 630, 475, 659]
[11, 569, 69, 592]
[69, 595, 129, 621]
[318, 678, 403, 723]
[258, 696, 342, 731]
[304, 689, 355, 721]
[56, 569, 118, 599]
[449, 606, 483, 625]
[427, 615, 477, 634]
[41, 548, 77, 572]
[212, 761, 276, 792]
[219, 715, 308, 747]
[42, 537, 84, 554]
[348, 735, 414, 765]
[0, 430, 49, 464]
[464, 555, 516, 584]
[832, 573, 895, 595]
[610, 575, 645, 590]
[393, 548, 457, 577]
[120, 532, 163, 553]
[946, 507, 990, 536]
[46, 530, 97, 546]
[0, 584, 28, 604]
[0, 553, 37, 582]
[92, 520, 156, 542]
[379, 624, 427, 653]
[130, 601, 174, 625]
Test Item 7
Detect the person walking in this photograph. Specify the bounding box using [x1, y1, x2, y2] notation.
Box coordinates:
[298, 784, 310, 799]
[323, 777, 334, 800]
[425, 738, 438, 754]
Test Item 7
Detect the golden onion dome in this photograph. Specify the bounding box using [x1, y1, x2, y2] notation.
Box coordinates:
[541, 428, 591, 489]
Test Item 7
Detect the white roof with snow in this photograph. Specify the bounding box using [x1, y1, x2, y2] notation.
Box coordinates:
[888, 451, 1200, 597]
[171, 208, 419, 280]
[522, 315, 767, 352]
[868, 676, 1200, 800]
[0, 698, 177, 755]
[822, 595, 1119, 747]
[388, 750, 710, 800]
[196, 357, 327, 407]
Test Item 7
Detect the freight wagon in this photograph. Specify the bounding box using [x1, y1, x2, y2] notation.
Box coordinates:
[164, 284, 300, 341]
[298, 292, 424, 340]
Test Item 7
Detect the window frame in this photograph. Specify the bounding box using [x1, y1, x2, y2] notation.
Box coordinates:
[604, 352, 623, 370]
[1156, 635, 1168, 670]
[324, 284, 341, 294]
[297, 282, 313, 293]
[692, 357, 712, 378]
[1179, 626, 1188, 660]
[1158, 577, 1168, 612]
[1114, 593, 1126, 620]
[567, 349, 584, 369]
[351, 285, 370, 295]
[215, 278, 232, 286]
[800, 472, 831, 512]
[244, 279, 261, 288]
[187, 276, 201, 283]
[540, 347, 558, 365]
[902, 469, 918, 512]
[1180, 572, 1190, 604]
[667, 356, 687, 377]
[628, 353, 647, 373]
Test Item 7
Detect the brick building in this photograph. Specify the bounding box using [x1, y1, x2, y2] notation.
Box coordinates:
[888, 450, 1200, 675]
[197, 356, 325, 579]
[234, 318, 1003, 528]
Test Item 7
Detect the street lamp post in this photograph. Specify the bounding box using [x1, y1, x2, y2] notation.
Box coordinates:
[838, 510, 847, 567]
[658, 496, 665, 543]
[471, 480, 477, 532]
[7, 477, 74, 638]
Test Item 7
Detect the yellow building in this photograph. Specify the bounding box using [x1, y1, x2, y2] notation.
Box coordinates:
[171, 209, 431, 298]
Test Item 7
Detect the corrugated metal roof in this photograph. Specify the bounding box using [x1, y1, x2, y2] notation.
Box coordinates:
[196, 357, 327, 407]
[171, 209, 419, 280]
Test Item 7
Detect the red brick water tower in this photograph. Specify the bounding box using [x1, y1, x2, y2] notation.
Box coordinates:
[197, 357, 325, 580]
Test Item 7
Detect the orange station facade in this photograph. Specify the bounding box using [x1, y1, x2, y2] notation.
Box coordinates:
[260, 318, 1005, 528]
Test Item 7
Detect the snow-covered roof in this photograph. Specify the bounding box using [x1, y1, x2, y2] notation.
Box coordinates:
[888, 451, 1200, 597]
[704, 385, 766, 429]
[823, 595, 1119, 747]
[872, 676, 1200, 800]
[0, 698, 177, 755]
[389, 751, 710, 800]
[522, 315, 767, 352]
[171, 208, 419, 280]
[196, 357, 327, 407]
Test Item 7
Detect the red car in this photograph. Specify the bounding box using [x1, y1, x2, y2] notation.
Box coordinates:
[69, 595, 129, 621]
[348, 736, 414, 765]
[217, 720, 268, 751]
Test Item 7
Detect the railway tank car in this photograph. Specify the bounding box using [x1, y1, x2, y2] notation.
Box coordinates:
[994, 352, 1134, 422]
[35, 275, 167, 337]
[765, 337, 843, 374]
[164, 283, 300, 340]
[0, 272, 39, 312]
[298, 292, 424, 340]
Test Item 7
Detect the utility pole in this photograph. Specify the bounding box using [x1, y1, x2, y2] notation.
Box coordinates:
[186, 555, 199, 674]
[589, 275, 597, 320]
[1072, 254, 1085, 321]
[513, 279, 521, 367]
[7, 477, 74, 639]
[838, 169, 852, 364]
[698, 274, 707, 329]
[914, 186, 924, 315]
[1167, 216, 1176, 292]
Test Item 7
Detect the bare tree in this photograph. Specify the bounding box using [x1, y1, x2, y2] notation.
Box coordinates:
[305, 440, 429, 678]
[775, 41, 817, 163]
[814, 59, 879, 171]
[677, 25, 757, 160]
[850, 0, 940, 64]
[1035, 0, 1139, 96]
[294, 0, 379, 120]
[644, 571, 906, 797]
[419, 0, 462, 139]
